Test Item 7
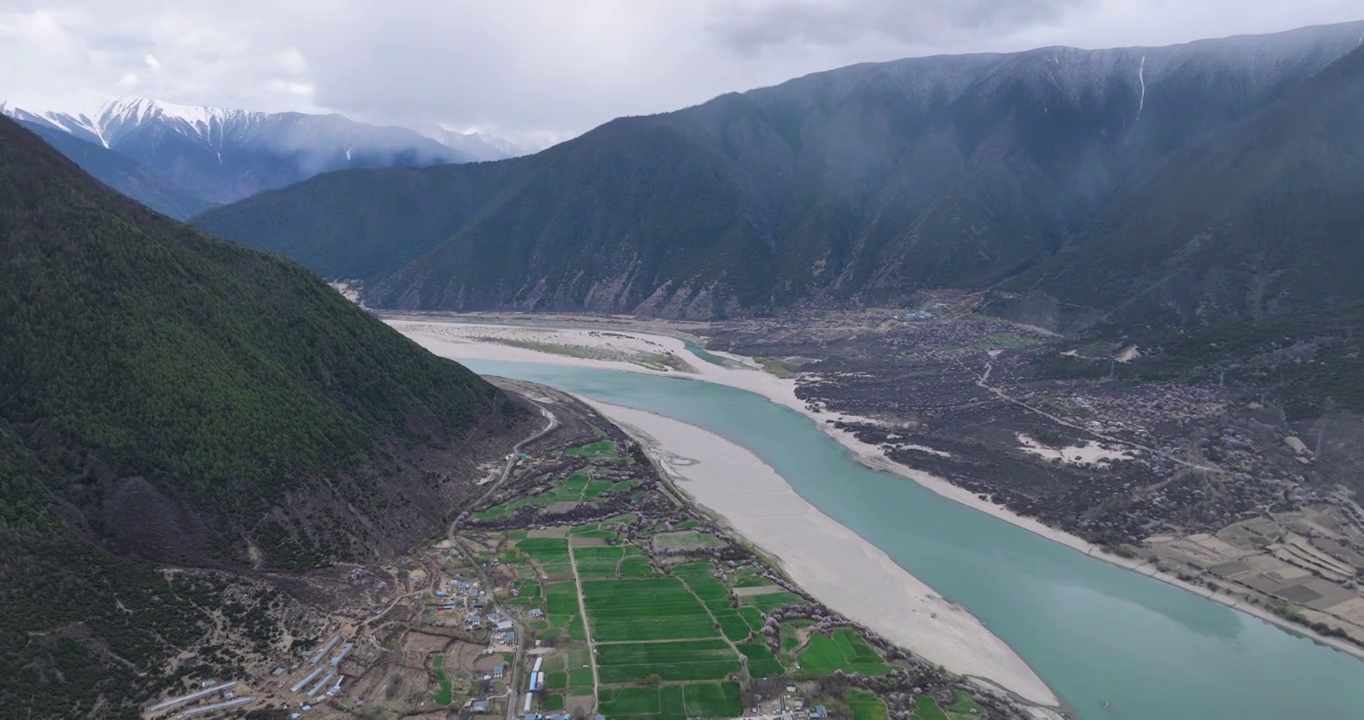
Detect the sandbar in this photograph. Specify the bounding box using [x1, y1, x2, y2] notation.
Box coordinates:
[391, 317, 1364, 666]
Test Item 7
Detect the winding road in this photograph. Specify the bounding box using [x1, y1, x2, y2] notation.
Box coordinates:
[446, 398, 557, 720]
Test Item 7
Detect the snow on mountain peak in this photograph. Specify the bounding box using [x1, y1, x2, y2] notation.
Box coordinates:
[3, 95, 256, 146]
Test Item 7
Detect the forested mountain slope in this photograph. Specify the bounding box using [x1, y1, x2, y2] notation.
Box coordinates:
[0, 116, 525, 717]
[195, 21, 1364, 321]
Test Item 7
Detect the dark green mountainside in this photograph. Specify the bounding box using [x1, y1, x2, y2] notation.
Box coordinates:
[1010, 43, 1364, 418]
[0, 116, 523, 717]
[196, 21, 1364, 325]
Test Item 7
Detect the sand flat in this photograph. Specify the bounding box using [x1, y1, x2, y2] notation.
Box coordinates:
[595, 401, 1059, 706]
[391, 316, 1364, 670]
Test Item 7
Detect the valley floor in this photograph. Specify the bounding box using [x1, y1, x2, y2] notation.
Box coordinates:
[143, 376, 1045, 720]
[384, 311, 1364, 665]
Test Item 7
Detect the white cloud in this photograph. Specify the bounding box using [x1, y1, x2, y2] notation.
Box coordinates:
[117, 71, 138, 87]
[276, 47, 307, 75]
[268, 78, 314, 97]
[0, 0, 1358, 144]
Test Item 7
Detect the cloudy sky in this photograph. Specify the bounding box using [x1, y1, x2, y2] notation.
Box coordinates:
[1, 0, 1359, 145]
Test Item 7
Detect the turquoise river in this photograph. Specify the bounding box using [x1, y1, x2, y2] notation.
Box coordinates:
[460, 359, 1364, 720]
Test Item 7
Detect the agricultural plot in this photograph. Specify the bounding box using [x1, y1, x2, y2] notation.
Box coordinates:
[797, 629, 897, 676]
[737, 642, 785, 678]
[740, 607, 765, 632]
[617, 554, 659, 577]
[568, 668, 594, 687]
[912, 691, 985, 720]
[595, 640, 741, 684]
[476, 473, 623, 521]
[716, 612, 751, 642]
[517, 537, 572, 575]
[582, 578, 721, 642]
[598, 686, 685, 720]
[566, 440, 618, 459]
[732, 571, 771, 587]
[850, 689, 890, 720]
[544, 581, 586, 642]
[778, 619, 813, 661]
[511, 580, 542, 599]
[653, 531, 723, 550]
[739, 589, 806, 612]
[672, 563, 749, 642]
[584, 479, 616, 499]
[574, 546, 628, 578]
[593, 682, 742, 719]
[682, 682, 743, 718]
[430, 654, 452, 705]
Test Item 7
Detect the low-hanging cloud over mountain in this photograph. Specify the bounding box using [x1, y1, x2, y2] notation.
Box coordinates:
[1, 0, 1359, 144]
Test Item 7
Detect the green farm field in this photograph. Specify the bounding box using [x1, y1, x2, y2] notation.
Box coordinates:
[595, 640, 740, 684]
[566, 439, 618, 459]
[850, 689, 890, 720]
[597, 682, 741, 719]
[797, 629, 897, 676]
[739, 590, 806, 612]
[582, 577, 721, 642]
[912, 691, 987, 720]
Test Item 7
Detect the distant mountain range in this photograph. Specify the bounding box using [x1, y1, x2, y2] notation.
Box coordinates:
[194, 21, 1364, 332]
[1, 97, 534, 217]
[420, 123, 541, 162]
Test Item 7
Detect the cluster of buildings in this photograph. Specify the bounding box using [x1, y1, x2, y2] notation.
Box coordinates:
[437, 577, 491, 610]
[460, 608, 516, 644]
[739, 686, 829, 720]
[277, 630, 352, 714]
[146, 681, 255, 718]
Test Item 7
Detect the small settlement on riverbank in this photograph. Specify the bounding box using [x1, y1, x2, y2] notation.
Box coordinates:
[141, 379, 1050, 720]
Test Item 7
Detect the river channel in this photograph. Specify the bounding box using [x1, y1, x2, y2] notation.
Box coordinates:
[460, 359, 1364, 720]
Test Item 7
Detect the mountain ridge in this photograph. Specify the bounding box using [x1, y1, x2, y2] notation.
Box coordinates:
[0, 114, 530, 716]
[2, 96, 528, 216]
[195, 20, 1364, 323]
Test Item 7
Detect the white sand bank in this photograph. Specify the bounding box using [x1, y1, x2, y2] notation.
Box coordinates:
[392, 317, 1364, 665]
[388, 319, 1100, 556]
[595, 401, 1059, 707]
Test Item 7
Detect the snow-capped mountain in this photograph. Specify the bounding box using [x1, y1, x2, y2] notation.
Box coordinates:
[1, 97, 484, 212]
[420, 124, 541, 161]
